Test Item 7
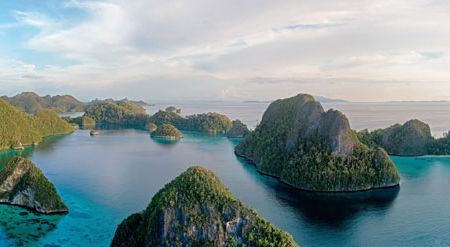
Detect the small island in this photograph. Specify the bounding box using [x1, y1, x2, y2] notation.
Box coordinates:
[358, 119, 450, 156]
[111, 166, 298, 247]
[150, 124, 183, 140]
[0, 157, 68, 214]
[226, 119, 250, 138]
[235, 94, 400, 192]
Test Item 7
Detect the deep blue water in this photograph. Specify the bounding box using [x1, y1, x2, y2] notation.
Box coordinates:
[0, 129, 449, 246]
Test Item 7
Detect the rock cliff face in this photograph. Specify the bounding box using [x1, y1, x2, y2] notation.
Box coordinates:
[0, 157, 67, 214]
[111, 167, 298, 247]
[236, 94, 400, 192]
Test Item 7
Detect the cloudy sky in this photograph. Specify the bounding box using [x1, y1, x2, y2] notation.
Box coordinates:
[1, 0, 450, 102]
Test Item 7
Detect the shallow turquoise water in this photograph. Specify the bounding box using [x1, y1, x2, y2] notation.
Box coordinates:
[0, 129, 450, 246]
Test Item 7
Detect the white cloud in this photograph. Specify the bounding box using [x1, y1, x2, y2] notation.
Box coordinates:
[4, 0, 450, 101]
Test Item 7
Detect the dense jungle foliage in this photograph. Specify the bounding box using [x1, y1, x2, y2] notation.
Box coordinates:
[150, 124, 183, 139]
[111, 166, 298, 247]
[0, 98, 76, 150]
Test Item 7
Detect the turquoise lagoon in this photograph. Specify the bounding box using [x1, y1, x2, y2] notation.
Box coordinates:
[0, 128, 449, 246]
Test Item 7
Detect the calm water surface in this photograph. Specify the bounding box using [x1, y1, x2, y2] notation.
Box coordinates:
[1, 102, 450, 246]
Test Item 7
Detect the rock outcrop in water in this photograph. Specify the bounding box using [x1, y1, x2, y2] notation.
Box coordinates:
[111, 166, 298, 247]
[235, 94, 400, 192]
[0, 157, 68, 214]
[226, 120, 250, 138]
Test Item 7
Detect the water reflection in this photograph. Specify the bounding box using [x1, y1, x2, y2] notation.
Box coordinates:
[150, 137, 181, 146]
[0, 205, 64, 246]
[236, 156, 399, 229]
[0, 148, 33, 168]
[34, 135, 72, 154]
[273, 183, 399, 228]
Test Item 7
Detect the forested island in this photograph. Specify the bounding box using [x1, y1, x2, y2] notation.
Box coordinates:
[111, 166, 298, 247]
[235, 94, 400, 192]
[150, 124, 183, 140]
[357, 119, 450, 156]
[85, 101, 240, 134]
[2, 92, 85, 114]
[0, 157, 68, 214]
[84, 99, 150, 126]
[149, 110, 233, 132]
[0, 98, 77, 150]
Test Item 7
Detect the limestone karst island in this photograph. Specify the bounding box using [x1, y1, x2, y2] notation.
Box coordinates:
[2, 1, 450, 246]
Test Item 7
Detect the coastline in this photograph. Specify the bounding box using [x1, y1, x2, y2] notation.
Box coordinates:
[235, 151, 401, 193]
[0, 131, 76, 152]
[0, 201, 68, 215]
[150, 135, 183, 140]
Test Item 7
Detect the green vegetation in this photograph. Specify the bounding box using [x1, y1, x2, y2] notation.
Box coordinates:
[151, 124, 183, 139]
[0, 157, 67, 214]
[0, 98, 76, 150]
[85, 99, 150, 126]
[148, 110, 185, 127]
[111, 166, 298, 247]
[182, 113, 232, 132]
[2, 92, 85, 114]
[86, 101, 233, 133]
[69, 115, 96, 128]
[428, 131, 450, 155]
[227, 119, 250, 138]
[357, 119, 450, 156]
[236, 94, 400, 192]
[149, 109, 233, 132]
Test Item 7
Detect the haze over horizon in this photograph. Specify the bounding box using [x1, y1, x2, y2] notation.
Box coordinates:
[1, 0, 450, 102]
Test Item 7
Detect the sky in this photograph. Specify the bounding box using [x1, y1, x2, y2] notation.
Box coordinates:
[1, 0, 450, 102]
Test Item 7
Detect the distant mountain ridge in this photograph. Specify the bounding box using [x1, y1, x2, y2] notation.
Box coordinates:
[2, 93, 153, 115]
[2, 92, 85, 114]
